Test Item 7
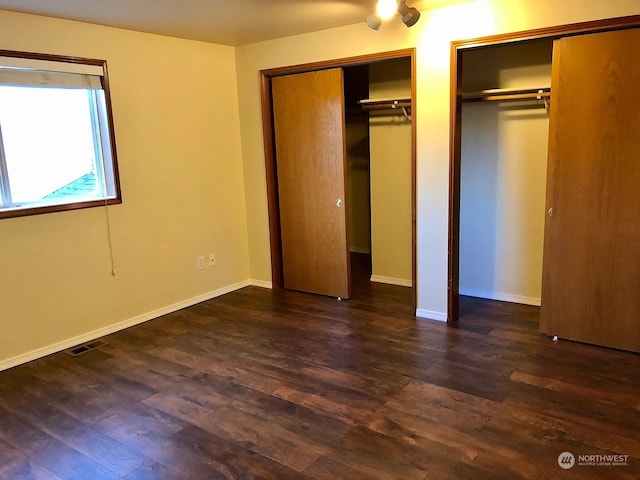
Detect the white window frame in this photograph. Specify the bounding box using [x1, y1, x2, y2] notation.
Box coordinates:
[0, 50, 121, 219]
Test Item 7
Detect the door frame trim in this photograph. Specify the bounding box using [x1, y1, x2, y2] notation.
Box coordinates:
[448, 14, 640, 323]
[260, 48, 417, 309]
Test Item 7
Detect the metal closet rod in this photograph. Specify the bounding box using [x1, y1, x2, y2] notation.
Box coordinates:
[461, 87, 551, 103]
[359, 97, 412, 109]
[358, 97, 412, 121]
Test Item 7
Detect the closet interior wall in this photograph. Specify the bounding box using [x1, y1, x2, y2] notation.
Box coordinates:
[459, 40, 553, 306]
[368, 58, 412, 287]
[344, 58, 412, 287]
[344, 66, 371, 258]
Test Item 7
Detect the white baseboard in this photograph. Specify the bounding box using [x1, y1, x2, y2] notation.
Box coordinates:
[370, 275, 413, 287]
[0, 280, 252, 372]
[416, 309, 447, 322]
[249, 279, 273, 289]
[350, 247, 371, 254]
[459, 288, 541, 306]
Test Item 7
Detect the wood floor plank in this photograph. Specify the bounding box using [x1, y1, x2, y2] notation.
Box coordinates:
[172, 424, 309, 480]
[121, 462, 184, 480]
[1, 254, 638, 479]
[0, 458, 62, 480]
[384, 380, 498, 430]
[0, 438, 41, 480]
[503, 380, 640, 435]
[20, 439, 119, 480]
[0, 405, 59, 456]
[365, 406, 482, 463]
[271, 385, 375, 425]
[415, 360, 513, 402]
[510, 370, 640, 410]
[305, 424, 432, 480]
[95, 414, 236, 479]
[501, 390, 640, 457]
[492, 399, 640, 469]
[304, 454, 427, 480]
[471, 411, 632, 480]
[2, 393, 153, 477]
[143, 391, 329, 472]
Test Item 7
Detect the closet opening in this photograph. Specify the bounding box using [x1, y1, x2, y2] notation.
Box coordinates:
[260, 50, 416, 310]
[448, 15, 640, 326]
[458, 38, 553, 316]
[344, 58, 413, 293]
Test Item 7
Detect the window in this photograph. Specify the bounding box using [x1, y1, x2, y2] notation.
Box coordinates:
[0, 51, 121, 219]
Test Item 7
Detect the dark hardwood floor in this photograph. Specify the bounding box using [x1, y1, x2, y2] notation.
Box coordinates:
[1, 254, 639, 479]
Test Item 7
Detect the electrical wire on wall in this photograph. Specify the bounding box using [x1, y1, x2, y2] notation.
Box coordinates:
[103, 198, 116, 276]
[89, 87, 117, 277]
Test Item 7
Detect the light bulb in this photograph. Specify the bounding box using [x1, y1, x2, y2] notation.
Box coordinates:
[376, 0, 397, 20]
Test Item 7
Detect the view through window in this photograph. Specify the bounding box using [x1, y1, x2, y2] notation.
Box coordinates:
[0, 52, 120, 218]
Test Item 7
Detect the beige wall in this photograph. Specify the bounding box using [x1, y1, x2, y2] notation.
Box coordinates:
[369, 59, 412, 285]
[460, 40, 552, 305]
[0, 10, 250, 368]
[236, 0, 640, 320]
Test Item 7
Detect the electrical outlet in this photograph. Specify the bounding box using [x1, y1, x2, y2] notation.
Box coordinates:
[197, 256, 205, 270]
[208, 253, 216, 267]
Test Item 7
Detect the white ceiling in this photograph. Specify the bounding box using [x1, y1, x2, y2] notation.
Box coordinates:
[0, 0, 450, 46]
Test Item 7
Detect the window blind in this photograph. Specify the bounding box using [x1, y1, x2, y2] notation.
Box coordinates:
[0, 56, 104, 89]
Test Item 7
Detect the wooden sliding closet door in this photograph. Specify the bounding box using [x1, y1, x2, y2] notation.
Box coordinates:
[272, 69, 351, 299]
[540, 28, 640, 352]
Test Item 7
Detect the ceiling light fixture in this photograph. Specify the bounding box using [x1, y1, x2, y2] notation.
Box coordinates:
[365, 0, 421, 30]
[397, 0, 421, 27]
[377, 0, 398, 19]
[365, 12, 383, 30]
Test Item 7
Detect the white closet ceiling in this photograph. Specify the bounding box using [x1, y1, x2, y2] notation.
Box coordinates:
[0, 0, 464, 46]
